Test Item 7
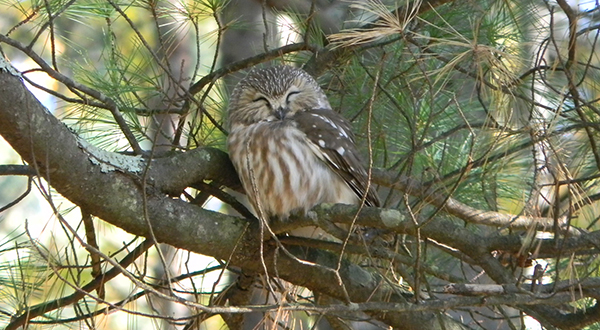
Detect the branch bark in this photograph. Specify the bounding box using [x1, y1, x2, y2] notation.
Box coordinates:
[1, 64, 599, 329]
[0, 67, 466, 330]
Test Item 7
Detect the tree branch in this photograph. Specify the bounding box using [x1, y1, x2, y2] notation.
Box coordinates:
[1, 63, 597, 329]
[0, 65, 465, 330]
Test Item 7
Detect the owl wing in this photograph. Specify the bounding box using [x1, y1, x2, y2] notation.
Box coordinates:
[293, 108, 381, 207]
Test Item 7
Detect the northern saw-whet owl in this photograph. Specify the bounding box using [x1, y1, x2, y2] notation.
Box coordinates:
[227, 65, 380, 220]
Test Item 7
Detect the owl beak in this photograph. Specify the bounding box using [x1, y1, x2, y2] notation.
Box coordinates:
[274, 106, 289, 120]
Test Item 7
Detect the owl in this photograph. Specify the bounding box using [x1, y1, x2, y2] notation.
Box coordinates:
[226, 65, 380, 220]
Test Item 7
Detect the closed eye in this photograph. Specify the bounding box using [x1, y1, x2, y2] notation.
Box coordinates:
[286, 91, 300, 103]
[252, 96, 269, 103]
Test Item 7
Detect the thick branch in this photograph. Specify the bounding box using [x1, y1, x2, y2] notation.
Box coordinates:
[372, 169, 575, 234]
[0, 69, 244, 261]
[1, 66, 596, 329]
[0, 67, 465, 330]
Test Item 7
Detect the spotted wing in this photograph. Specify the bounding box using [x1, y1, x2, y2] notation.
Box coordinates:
[292, 108, 380, 207]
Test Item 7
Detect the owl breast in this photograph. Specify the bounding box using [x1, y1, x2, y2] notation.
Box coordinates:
[227, 121, 358, 218]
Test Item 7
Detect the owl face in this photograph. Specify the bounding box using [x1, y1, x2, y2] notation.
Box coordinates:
[228, 66, 331, 126]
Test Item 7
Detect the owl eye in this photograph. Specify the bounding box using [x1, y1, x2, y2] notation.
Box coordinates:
[252, 95, 269, 103]
[286, 91, 300, 103]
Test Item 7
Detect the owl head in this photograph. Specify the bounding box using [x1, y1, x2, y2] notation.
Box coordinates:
[227, 66, 331, 126]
